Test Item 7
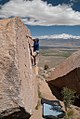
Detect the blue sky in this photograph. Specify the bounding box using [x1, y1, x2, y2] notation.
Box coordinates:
[0, 0, 80, 37]
[43, 0, 80, 11]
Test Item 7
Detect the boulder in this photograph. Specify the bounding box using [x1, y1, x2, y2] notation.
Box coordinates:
[0, 17, 38, 119]
[47, 50, 80, 94]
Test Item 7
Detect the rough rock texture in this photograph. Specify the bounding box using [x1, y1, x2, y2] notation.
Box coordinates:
[30, 77, 56, 119]
[0, 17, 38, 119]
[47, 50, 80, 94]
[30, 76, 65, 119]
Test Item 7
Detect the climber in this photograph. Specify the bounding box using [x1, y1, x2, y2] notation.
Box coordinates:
[26, 35, 39, 66]
[33, 38, 39, 66]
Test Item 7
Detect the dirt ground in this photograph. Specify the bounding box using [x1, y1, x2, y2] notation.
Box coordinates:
[38, 48, 75, 68]
[39, 55, 66, 68]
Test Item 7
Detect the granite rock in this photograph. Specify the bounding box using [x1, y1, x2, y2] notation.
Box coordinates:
[47, 50, 80, 94]
[0, 17, 38, 119]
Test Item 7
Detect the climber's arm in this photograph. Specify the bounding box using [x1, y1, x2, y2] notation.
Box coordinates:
[26, 35, 35, 41]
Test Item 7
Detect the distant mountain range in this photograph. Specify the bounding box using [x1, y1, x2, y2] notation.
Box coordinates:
[39, 33, 80, 49]
[39, 33, 80, 39]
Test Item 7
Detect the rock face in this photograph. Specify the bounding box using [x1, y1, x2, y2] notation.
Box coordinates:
[47, 50, 80, 94]
[0, 17, 38, 119]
